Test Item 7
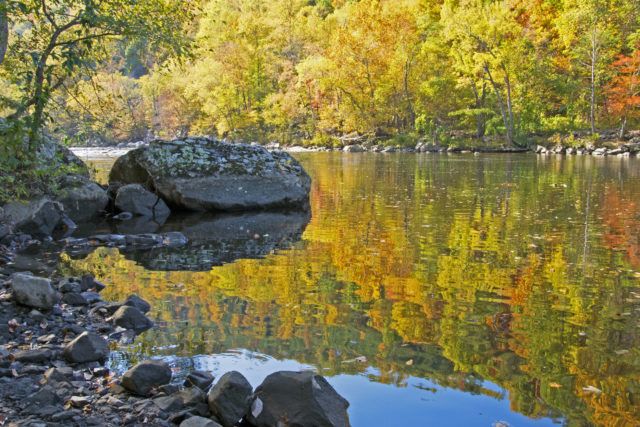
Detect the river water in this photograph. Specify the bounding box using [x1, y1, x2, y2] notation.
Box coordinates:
[61, 152, 640, 426]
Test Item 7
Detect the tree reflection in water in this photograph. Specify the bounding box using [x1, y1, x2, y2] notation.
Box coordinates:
[62, 153, 640, 426]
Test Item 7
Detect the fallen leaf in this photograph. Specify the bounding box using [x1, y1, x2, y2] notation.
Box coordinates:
[549, 382, 562, 388]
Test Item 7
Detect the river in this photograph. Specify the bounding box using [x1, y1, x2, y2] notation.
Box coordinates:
[61, 152, 640, 426]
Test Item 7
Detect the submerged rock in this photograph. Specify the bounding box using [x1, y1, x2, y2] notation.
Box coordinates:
[109, 137, 311, 212]
[121, 360, 172, 396]
[11, 273, 59, 309]
[207, 371, 253, 427]
[247, 371, 350, 427]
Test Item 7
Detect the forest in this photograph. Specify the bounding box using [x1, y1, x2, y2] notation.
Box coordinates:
[1, 0, 640, 151]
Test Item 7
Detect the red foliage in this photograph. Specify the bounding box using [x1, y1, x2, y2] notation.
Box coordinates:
[606, 46, 640, 123]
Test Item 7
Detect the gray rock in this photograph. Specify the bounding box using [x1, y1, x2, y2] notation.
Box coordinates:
[121, 360, 172, 396]
[62, 292, 89, 306]
[124, 294, 151, 313]
[13, 348, 52, 364]
[247, 371, 350, 427]
[80, 291, 102, 304]
[154, 394, 184, 412]
[184, 370, 215, 391]
[1, 198, 73, 238]
[56, 175, 109, 222]
[109, 138, 311, 212]
[43, 367, 74, 384]
[180, 386, 206, 406]
[180, 416, 223, 427]
[0, 223, 10, 241]
[11, 273, 59, 309]
[343, 144, 364, 153]
[110, 306, 153, 333]
[24, 385, 62, 408]
[63, 331, 109, 363]
[115, 184, 170, 219]
[207, 371, 252, 427]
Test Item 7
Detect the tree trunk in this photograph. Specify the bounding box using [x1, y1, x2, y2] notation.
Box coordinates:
[503, 70, 515, 144]
[484, 64, 512, 146]
[470, 80, 486, 138]
[619, 116, 627, 139]
[0, 6, 8, 66]
[589, 27, 599, 135]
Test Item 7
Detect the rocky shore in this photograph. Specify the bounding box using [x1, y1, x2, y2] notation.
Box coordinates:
[72, 134, 640, 158]
[0, 269, 350, 427]
[0, 137, 349, 426]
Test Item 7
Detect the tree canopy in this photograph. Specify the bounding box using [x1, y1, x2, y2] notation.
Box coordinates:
[1, 0, 640, 148]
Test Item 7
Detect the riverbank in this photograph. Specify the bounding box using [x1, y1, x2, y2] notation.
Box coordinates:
[69, 136, 640, 158]
[0, 138, 348, 427]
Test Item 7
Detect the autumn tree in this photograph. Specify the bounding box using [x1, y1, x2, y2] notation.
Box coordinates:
[607, 46, 640, 137]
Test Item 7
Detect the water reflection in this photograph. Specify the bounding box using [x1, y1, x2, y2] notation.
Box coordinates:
[61, 153, 640, 426]
[65, 211, 310, 271]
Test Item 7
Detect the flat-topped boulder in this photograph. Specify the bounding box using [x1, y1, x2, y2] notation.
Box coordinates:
[108, 137, 311, 212]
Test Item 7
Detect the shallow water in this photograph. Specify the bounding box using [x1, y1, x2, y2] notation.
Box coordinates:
[62, 153, 640, 426]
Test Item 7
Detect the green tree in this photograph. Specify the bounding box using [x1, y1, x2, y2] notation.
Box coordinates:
[0, 0, 193, 150]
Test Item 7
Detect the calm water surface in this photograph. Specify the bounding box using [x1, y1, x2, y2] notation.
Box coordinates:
[62, 153, 640, 426]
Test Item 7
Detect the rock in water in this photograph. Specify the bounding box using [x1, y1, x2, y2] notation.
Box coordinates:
[1, 198, 72, 238]
[180, 416, 223, 427]
[115, 184, 170, 219]
[207, 371, 252, 427]
[109, 137, 311, 212]
[124, 294, 151, 313]
[11, 273, 59, 309]
[63, 331, 109, 363]
[56, 175, 109, 222]
[121, 360, 172, 396]
[343, 144, 365, 152]
[110, 305, 154, 333]
[185, 370, 215, 391]
[247, 371, 350, 427]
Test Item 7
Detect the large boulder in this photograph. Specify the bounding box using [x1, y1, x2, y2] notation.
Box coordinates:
[207, 371, 253, 427]
[121, 360, 172, 396]
[109, 138, 311, 212]
[56, 175, 109, 222]
[62, 331, 109, 363]
[11, 273, 59, 309]
[247, 371, 350, 427]
[115, 184, 170, 219]
[1, 198, 74, 238]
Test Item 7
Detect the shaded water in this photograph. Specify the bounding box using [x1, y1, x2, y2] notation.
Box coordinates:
[62, 153, 640, 426]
